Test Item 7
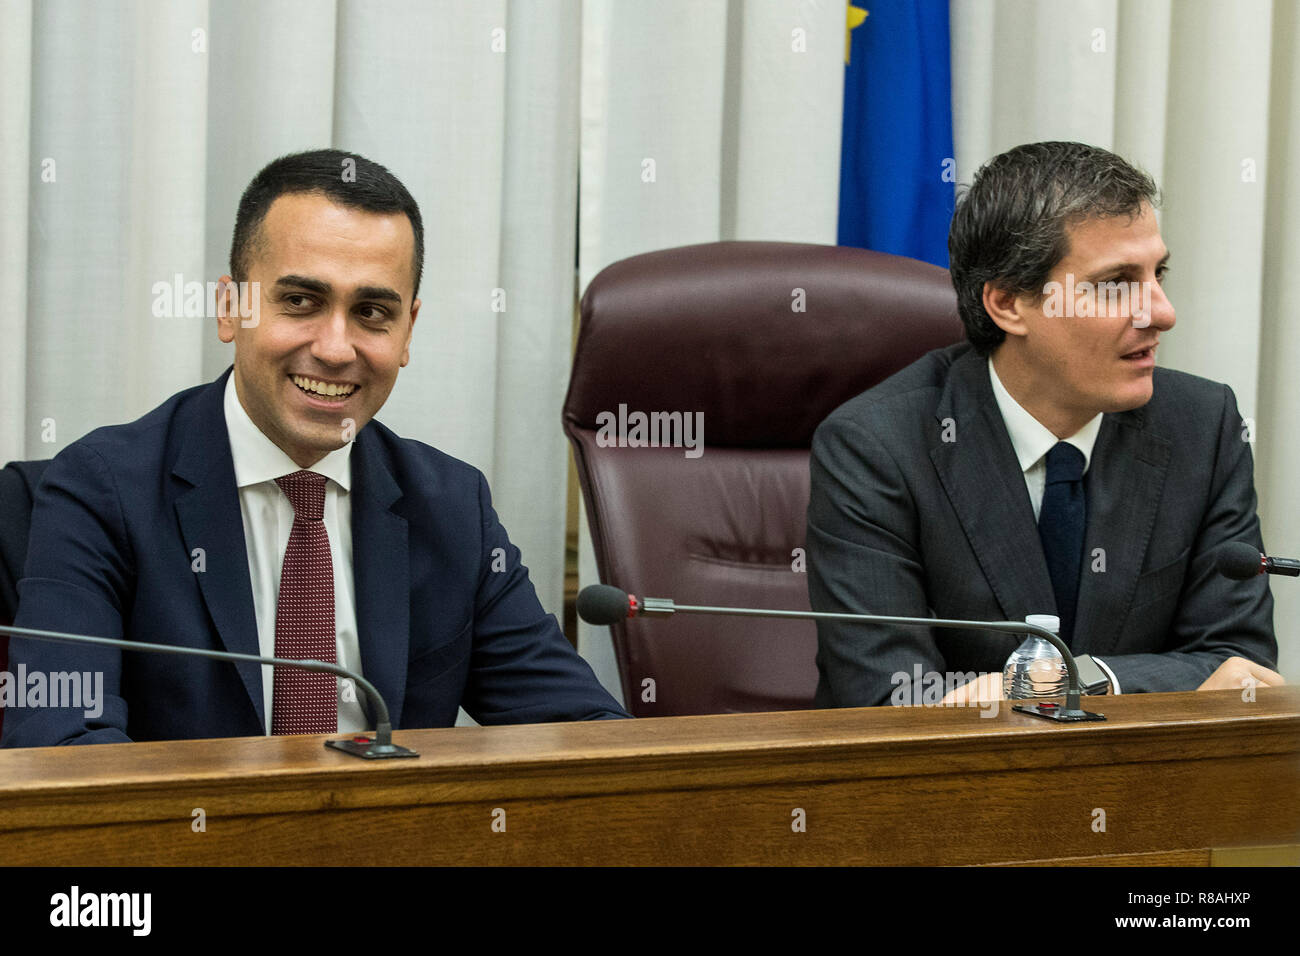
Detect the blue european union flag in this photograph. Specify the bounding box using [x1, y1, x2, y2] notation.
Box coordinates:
[838, 2, 955, 267]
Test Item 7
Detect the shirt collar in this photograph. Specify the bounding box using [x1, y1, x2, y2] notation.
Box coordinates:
[988, 358, 1102, 475]
[223, 373, 352, 492]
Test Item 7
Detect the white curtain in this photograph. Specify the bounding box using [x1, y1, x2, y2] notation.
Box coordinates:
[575, 0, 847, 698]
[950, 0, 1300, 680]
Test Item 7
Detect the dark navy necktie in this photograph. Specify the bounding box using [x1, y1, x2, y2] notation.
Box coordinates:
[1038, 442, 1086, 647]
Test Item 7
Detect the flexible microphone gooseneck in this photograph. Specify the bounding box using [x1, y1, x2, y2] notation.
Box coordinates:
[0, 623, 418, 758]
[578, 584, 1105, 722]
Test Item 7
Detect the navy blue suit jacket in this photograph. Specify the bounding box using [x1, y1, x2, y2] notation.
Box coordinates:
[1, 369, 627, 746]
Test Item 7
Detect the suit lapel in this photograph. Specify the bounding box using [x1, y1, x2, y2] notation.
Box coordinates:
[1073, 409, 1172, 655]
[350, 429, 410, 729]
[171, 369, 265, 727]
[930, 350, 1057, 622]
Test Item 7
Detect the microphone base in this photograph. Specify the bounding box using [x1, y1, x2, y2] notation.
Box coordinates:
[324, 736, 420, 759]
[1012, 702, 1106, 722]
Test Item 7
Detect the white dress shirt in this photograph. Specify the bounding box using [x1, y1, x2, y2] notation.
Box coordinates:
[223, 375, 368, 733]
[988, 359, 1121, 692]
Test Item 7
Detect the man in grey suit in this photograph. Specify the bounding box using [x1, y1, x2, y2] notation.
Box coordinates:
[809, 141, 1281, 707]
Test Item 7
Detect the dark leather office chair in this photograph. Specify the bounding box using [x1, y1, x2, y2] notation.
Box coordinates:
[564, 241, 963, 717]
[0, 459, 51, 738]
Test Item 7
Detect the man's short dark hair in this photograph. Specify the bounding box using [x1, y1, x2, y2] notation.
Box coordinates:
[230, 148, 424, 300]
[947, 141, 1159, 355]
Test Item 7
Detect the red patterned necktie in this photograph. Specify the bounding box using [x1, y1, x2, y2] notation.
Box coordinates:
[271, 470, 338, 735]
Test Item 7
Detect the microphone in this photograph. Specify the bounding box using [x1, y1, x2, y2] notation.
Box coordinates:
[0, 623, 417, 758]
[578, 584, 654, 625]
[1217, 542, 1300, 579]
[578, 584, 1104, 722]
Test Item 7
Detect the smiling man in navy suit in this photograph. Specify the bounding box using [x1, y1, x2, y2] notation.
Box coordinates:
[2, 149, 627, 747]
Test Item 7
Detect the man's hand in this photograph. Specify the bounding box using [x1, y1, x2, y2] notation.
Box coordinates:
[940, 671, 1006, 705]
[1197, 656, 1284, 691]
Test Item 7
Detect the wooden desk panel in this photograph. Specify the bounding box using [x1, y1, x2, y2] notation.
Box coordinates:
[1, 688, 1296, 865]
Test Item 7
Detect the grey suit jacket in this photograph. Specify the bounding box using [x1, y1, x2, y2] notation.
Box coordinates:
[808, 342, 1277, 707]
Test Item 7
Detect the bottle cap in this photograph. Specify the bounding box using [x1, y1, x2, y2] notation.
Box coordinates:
[1025, 614, 1060, 633]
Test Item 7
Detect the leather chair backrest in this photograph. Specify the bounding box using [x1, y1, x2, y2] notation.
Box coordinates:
[564, 241, 962, 715]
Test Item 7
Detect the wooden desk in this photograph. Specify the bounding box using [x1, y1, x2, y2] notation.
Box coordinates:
[1, 688, 1297, 865]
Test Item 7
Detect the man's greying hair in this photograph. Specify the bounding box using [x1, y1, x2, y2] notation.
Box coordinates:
[230, 148, 424, 301]
[947, 142, 1159, 355]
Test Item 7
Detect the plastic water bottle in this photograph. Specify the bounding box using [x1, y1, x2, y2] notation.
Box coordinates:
[1003, 614, 1068, 699]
